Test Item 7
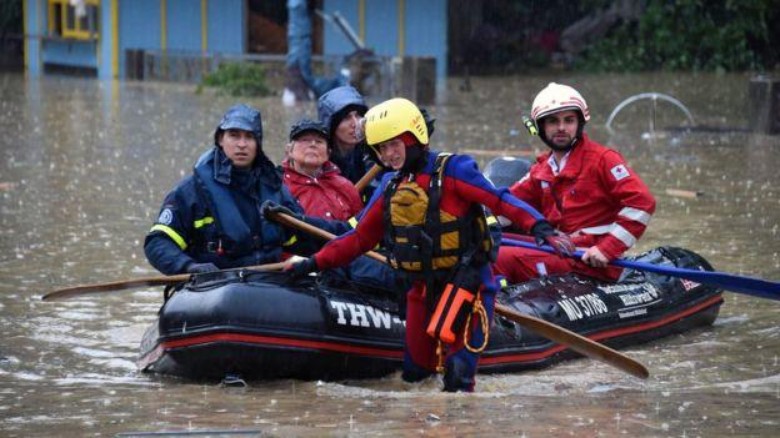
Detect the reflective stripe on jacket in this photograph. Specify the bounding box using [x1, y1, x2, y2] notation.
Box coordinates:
[144, 147, 303, 275]
[509, 133, 656, 260]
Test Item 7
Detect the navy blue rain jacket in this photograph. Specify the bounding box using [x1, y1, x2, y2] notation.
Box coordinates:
[144, 146, 347, 275]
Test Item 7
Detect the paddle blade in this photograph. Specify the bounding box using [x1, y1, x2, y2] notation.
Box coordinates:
[42, 275, 188, 301]
[495, 303, 650, 379]
[500, 238, 780, 301]
[42, 262, 286, 301]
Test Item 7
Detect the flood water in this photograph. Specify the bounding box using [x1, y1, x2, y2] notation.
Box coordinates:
[1, 71, 779, 436]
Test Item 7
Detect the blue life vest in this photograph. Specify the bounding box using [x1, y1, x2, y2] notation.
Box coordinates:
[192, 147, 285, 257]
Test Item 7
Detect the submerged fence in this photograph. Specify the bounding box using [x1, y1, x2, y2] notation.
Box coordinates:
[125, 49, 437, 104]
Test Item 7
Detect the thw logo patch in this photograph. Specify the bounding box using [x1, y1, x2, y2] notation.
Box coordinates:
[157, 208, 174, 225]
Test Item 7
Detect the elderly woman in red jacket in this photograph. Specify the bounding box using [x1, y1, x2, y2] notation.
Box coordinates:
[282, 118, 364, 221]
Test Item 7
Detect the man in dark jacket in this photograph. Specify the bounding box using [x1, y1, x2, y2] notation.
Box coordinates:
[144, 104, 346, 275]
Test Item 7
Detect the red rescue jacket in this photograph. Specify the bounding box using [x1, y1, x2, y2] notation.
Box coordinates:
[282, 160, 364, 221]
[313, 151, 543, 270]
[510, 134, 656, 260]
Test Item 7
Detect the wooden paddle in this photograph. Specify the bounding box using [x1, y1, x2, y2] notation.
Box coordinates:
[41, 262, 286, 301]
[269, 211, 650, 379]
[354, 164, 383, 194]
[43, 163, 380, 302]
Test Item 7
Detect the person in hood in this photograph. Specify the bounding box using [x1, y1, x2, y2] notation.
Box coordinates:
[144, 104, 346, 275]
[316, 85, 374, 185]
[494, 83, 656, 283]
[317, 86, 438, 199]
[283, 98, 574, 392]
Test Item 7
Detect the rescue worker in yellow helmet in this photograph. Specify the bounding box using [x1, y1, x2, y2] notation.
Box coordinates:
[284, 98, 573, 392]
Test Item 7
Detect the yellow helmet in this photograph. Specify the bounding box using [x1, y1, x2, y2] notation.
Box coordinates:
[364, 98, 429, 146]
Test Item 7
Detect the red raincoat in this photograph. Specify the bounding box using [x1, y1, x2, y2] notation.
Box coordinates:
[282, 160, 364, 221]
[495, 133, 656, 281]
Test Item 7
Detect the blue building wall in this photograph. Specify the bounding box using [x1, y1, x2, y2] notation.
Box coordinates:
[118, 0, 161, 77]
[42, 40, 98, 69]
[167, 0, 201, 52]
[24, 0, 42, 76]
[120, 0, 161, 51]
[364, 2, 399, 57]
[98, 0, 117, 79]
[404, 0, 446, 76]
[322, 0, 448, 78]
[207, 0, 245, 54]
[24, 0, 447, 79]
[116, 0, 245, 77]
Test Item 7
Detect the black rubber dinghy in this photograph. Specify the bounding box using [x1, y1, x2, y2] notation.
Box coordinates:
[139, 246, 723, 381]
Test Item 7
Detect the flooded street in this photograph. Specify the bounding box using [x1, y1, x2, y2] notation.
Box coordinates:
[1, 71, 779, 436]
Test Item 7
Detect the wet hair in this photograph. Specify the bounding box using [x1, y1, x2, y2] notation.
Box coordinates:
[329, 105, 366, 136]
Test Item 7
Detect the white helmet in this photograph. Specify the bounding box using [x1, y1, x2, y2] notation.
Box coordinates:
[530, 82, 590, 125]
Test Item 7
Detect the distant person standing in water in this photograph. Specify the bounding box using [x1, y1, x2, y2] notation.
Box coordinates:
[284, 0, 347, 103]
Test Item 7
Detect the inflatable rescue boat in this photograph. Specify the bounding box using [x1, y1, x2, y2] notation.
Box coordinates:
[138, 246, 723, 381]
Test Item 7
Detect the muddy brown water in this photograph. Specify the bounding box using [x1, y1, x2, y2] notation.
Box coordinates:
[1, 72, 778, 436]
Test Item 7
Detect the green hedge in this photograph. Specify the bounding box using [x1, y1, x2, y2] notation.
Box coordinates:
[198, 62, 272, 97]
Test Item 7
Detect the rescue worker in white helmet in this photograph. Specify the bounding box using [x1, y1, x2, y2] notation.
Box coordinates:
[494, 82, 656, 282]
[283, 98, 573, 392]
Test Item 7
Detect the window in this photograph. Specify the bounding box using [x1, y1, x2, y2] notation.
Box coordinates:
[48, 0, 100, 40]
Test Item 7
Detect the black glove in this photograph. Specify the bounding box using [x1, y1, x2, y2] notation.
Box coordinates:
[261, 200, 300, 221]
[530, 220, 575, 257]
[186, 262, 220, 274]
[285, 257, 318, 280]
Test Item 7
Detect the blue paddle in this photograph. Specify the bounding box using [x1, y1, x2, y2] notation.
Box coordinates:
[501, 237, 780, 301]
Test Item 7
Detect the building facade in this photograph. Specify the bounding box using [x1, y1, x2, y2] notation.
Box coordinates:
[23, 0, 447, 80]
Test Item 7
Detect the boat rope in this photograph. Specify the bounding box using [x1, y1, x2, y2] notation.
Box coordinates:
[435, 340, 445, 374]
[464, 292, 489, 353]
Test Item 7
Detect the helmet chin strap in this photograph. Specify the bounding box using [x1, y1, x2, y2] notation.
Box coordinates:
[393, 132, 428, 173]
[401, 144, 428, 173]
